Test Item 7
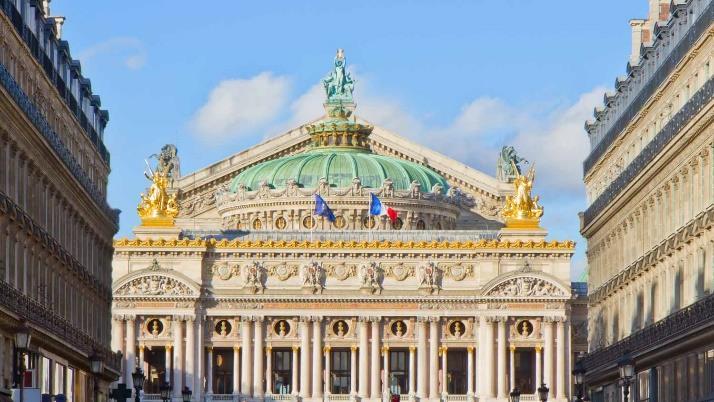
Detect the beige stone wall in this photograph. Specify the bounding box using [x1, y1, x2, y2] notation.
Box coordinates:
[583, 22, 714, 350]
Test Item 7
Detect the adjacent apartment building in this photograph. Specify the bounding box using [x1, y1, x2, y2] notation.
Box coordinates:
[0, 0, 121, 401]
[581, 0, 714, 401]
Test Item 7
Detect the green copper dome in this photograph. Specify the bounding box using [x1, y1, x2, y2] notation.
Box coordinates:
[230, 148, 449, 192]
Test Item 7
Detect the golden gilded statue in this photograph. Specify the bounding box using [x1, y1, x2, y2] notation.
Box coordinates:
[501, 163, 544, 228]
[137, 166, 179, 226]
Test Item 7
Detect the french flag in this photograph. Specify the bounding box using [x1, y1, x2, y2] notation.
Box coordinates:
[370, 193, 398, 222]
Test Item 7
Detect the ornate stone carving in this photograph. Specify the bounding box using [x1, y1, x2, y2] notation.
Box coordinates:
[210, 262, 240, 281]
[243, 261, 266, 294]
[359, 262, 383, 295]
[384, 263, 415, 281]
[301, 261, 325, 294]
[268, 263, 299, 281]
[115, 275, 194, 297]
[445, 263, 473, 281]
[486, 277, 564, 297]
[418, 262, 441, 294]
[325, 263, 356, 281]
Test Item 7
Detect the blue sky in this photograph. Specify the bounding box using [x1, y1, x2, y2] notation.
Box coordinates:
[54, 1, 649, 278]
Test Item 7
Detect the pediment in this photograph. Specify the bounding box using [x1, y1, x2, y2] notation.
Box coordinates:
[481, 271, 570, 298]
[174, 118, 512, 226]
[113, 260, 200, 298]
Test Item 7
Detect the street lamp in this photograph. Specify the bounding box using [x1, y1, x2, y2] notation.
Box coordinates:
[509, 387, 521, 402]
[537, 383, 549, 402]
[572, 360, 586, 402]
[131, 367, 146, 402]
[89, 353, 104, 402]
[617, 352, 635, 402]
[159, 382, 171, 402]
[181, 387, 192, 402]
[14, 322, 31, 402]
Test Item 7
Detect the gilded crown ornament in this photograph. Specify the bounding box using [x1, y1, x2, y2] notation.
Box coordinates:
[501, 163, 544, 229]
[137, 145, 180, 226]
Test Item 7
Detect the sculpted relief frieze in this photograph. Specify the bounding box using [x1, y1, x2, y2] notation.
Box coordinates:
[324, 263, 357, 281]
[486, 277, 565, 297]
[115, 275, 195, 297]
[210, 262, 240, 280]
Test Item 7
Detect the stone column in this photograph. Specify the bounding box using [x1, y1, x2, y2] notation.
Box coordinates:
[173, 318, 184, 397]
[292, 346, 300, 395]
[186, 318, 195, 398]
[112, 317, 124, 383]
[359, 319, 369, 398]
[351, 345, 358, 395]
[417, 319, 428, 398]
[312, 318, 323, 398]
[382, 346, 390, 396]
[496, 318, 506, 398]
[484, 318, 495, 398]
[466, 346, 474, 397]
[325, 346, 332, 395]
[194, 318, 204, 399]
[300, 318, 311, 398]
[476, 317, 484, 398]
[233, 346, 241, 395]
[408, 345, 416, 395]
[543, 319, 554, 399]
[125, 316, 136, 392]
[440, 346, 448, 395]
[509, 345, 515, 391]
[241, 319, 253, 396]
[254, 318, 265, 397]
[265, 346, 273, 395]
[139, 345, 145, 371]
[556, 319, 565, 400]
[206, 347, 214, 394]
[166, 345, 173, 384]
[429, 318, 439, 399]
[370, 318, 381, 400]
[535, 345, 542, 389]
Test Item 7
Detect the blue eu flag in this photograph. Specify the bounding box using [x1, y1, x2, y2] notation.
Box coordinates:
[314, 194, 336, 222]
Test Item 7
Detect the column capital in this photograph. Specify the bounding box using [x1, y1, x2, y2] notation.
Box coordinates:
[467, 345, 474, 353]
[535, 345, 542, 352]
[206, 345, 213, 352]
[509, 344, 516, 352]
[416, 316, 429, 323]
[139, 344, 145, 351]
[324, 345, 331, 353]
[428, 316, 440, 323]
[233, 345, 241, 351]
[292, 345, 300, 352]
[409, 345, 416, 352]
[166, 344, 173, 351]
[266, 345, 272, 352]
[351, 344, 358, 352]
[381, 345, 390, 355]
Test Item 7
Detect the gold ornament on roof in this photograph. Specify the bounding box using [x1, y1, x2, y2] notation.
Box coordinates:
[137, 146, 180, 226]
[501, 164, 544, 229]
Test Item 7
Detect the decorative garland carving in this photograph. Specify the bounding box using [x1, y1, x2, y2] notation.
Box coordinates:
[268, 264, 299, 281]
[445, 263, 474, 281]
[325, 263, 356, 281]
[384, 263, 415, 281]
[210, 262, 240, 280]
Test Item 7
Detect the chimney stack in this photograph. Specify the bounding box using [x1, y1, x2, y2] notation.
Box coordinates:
[51, 16, 65, 39]
[629, 19, 646, 65]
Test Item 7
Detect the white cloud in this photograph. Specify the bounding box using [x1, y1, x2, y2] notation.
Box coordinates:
[78, 37, 147, 70]
[191, 72, 290, 140]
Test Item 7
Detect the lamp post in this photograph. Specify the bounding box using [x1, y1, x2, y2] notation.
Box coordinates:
[617, 353, 635, 402]
[572, 360, 585, 402]
[509, 387, 521, 402]
[14, 322, 31, 402]
[89, 353, 104, 402]
[537, 383, 549, 402]
[159, 382, 171, 402]
[181, 387, 192, 402]
[132, 367, 146, 402]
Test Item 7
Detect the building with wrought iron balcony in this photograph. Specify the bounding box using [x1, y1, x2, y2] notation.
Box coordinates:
[0, 0, 121, 400]
[580, 0, 714, 400]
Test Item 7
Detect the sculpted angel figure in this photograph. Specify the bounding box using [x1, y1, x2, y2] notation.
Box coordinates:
[359, 262, 383, 294]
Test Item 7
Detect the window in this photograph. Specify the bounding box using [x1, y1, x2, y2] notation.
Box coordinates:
[144, 346, 168, 394]
[329, 350, 351, 394]
[446, 350, 468, 394]
[388, 350, 409, 395]
[213, 348, 234, 394]
[272, 349, 292, 395]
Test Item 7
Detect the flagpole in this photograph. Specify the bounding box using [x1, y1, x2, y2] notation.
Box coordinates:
[311, 195, 315, 243]
[368, 192, 372, 242]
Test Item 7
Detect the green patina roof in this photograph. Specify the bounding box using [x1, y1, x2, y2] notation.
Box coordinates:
[230, 148, 449, 192]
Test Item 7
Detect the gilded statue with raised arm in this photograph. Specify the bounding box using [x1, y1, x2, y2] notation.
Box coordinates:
[501, 164, 544, 228]
[137, 147, 179, 226]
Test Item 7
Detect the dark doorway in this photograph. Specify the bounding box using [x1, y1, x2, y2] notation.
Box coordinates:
[514, 349, 535, 394]
[447, 349, 468, 394]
